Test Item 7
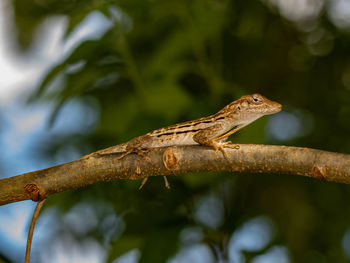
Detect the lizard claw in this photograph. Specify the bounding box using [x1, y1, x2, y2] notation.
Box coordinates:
[218, 145, 230, 163]
[223, 141, 240, 150]
[211, 141, 229, 161]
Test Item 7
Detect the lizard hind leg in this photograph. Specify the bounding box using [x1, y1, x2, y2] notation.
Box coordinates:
[193, 125, 236, 163]
[117, 135, 155, 174]
[114, 149, 148, 174]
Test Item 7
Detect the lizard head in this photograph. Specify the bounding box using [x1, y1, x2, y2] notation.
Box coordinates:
[223, 93, 282, 124]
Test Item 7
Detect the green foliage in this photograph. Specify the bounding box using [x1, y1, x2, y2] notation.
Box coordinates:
[8, 0, 350, 262]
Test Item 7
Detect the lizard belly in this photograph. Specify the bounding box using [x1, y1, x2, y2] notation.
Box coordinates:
[149, 132, 198, 148]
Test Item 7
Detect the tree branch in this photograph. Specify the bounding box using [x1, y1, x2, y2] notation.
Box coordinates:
[25, 199, 44, 263]
[0, 144, 349, 206]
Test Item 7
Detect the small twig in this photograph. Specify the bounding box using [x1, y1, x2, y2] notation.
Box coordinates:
[25, 199, 45, 263]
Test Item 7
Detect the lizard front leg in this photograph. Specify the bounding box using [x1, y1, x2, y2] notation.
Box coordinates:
[193, 124, 238, 162]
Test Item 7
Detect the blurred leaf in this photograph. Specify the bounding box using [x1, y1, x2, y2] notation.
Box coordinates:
[144, 84, 191, 119]
[107, 236, 143, 262]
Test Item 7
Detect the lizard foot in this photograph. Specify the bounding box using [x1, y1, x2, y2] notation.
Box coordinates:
[211, 141, 238, 163]
[221, 141, 240, 150]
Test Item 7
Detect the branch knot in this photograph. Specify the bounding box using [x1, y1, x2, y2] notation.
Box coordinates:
[24, 183, 46, 202]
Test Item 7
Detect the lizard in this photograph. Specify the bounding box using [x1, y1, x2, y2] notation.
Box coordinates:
[24, 93, 282, 263]
[80, 93, 282, 188]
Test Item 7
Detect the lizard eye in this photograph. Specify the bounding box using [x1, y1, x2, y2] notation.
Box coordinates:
[252, 95, 263, 104]
[237, 106, 241, 111]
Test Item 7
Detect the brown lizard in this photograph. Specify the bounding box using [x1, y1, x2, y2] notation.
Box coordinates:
[81, 93, 282, 188]
[24, 93, 282, 263]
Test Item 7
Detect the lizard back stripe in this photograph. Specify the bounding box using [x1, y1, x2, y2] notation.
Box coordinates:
[155, 129, 202, 137]
[149, 113, 232, 136]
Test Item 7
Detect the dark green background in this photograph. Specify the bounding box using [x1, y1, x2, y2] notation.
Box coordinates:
[6, 0, 350, 262]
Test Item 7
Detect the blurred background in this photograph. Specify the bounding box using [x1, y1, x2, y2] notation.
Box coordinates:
[0, 0, 350, 262]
